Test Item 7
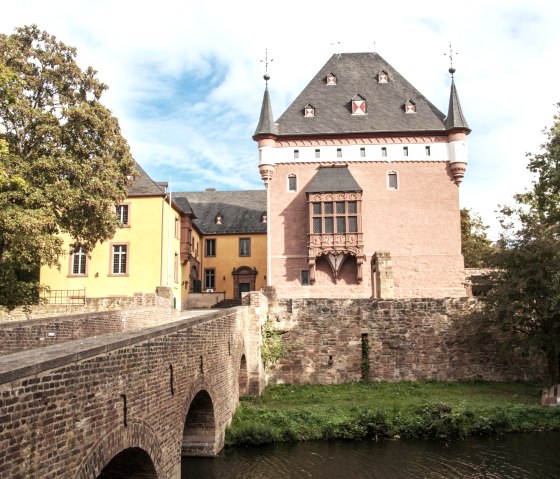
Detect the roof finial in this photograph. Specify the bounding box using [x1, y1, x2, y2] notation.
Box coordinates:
[373, 40, 376, 52]
[260, 48, 273, 85]
[444, 42, 458, 78]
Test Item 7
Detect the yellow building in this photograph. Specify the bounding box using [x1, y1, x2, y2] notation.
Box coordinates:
[174, 189, 267, 301]
[40, 165, 183, 308]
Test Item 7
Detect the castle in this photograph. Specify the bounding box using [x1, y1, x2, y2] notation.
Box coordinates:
[254, 52, 470, 299]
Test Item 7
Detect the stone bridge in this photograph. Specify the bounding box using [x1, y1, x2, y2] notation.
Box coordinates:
[0, 300, 265, 478]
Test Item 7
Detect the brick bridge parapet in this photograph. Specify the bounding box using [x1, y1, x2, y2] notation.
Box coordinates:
[0, 299, 266, 479]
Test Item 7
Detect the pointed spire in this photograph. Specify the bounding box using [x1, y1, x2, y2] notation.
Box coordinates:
[445, 77, 470, 132]
[254, 80, 278, 137]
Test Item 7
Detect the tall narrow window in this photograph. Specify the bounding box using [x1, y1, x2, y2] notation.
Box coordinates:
[425, 146, 431, 157]
[205, 238, 216, 257]
[315, 149, 321, 159]
[288, 174, 297, 192]
[381, 147, 387, 157]
[337, 148, 342, 158]
[174, 217, 180, 238]
[388, 171, 398, 189]
[293, 149, 299, 159]
[360, 147, 366, 158]
[112, 244, 128, 275]
[204, 269, 215, 290]
[301, 270, 310, 286]
[174, 253, 179, 283]
[403, 146, 409, 157]
[116, 204, 129, 226]
[239, 238, 251, 257]
[71, 247, 87, 276]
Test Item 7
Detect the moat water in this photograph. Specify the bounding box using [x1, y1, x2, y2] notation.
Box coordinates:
[182, 432, 560, 478]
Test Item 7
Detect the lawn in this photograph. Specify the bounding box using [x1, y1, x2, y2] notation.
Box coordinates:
[226, 381, 560, 446]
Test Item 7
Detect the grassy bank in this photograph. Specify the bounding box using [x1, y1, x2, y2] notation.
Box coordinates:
[226, 381, 560, 446]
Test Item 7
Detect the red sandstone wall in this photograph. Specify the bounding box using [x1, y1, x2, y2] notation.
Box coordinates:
[268, 161, 465, 298]
[265, 298, 542, 384]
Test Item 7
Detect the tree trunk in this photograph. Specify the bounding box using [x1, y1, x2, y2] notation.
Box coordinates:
[546, 348, 560, 387]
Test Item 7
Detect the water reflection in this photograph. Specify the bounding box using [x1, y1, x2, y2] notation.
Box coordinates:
[183, 432, 560, 478]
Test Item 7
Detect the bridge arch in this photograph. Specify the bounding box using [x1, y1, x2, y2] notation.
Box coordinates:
[75, 420, 164, 479]
[239, 353, 248, 396]
[181, 378, 219, 457]
[96, 447, 156, 478]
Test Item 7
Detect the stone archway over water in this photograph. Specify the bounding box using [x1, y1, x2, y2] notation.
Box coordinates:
[239, 354, 248, 396]
[182, 390, 216, 457]
[97, 447, 157, 479]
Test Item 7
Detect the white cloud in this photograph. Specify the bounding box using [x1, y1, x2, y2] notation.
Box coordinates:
[2, 0, 560, 238]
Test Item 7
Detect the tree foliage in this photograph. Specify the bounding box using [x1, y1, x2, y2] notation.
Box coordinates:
[460, 208, 494, 268]
[0, 25, 135, 309]
[481, 107, 560, 386]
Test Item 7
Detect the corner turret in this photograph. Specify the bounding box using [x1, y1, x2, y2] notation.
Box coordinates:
[445, 68, 470, 185]
[254, 75, 277, 186]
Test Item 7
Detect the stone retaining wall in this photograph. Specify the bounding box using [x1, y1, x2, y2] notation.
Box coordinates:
[266, 297, 542, 384]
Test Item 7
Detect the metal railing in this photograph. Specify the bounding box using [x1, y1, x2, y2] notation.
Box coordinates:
[43, 288, 86, 305]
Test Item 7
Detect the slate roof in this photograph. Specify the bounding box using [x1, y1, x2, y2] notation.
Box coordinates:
[254, 86, 278, 137]
[127, 162, 165, 197]
[306, 165, 362, 193]
[173, 190, 266, 235]
[272, 52, 451, 136]
[173, 196, 196, 217]
[444, 79, 470, 131]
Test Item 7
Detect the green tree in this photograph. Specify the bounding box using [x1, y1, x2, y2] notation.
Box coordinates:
[460, 208, 494, 267]
[482, 108, 560, 386]
[0, 25, 135, 309]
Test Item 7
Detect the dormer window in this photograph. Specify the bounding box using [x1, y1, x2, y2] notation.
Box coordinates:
[405, 99, 416, 114]
[326, 73, 337, 85]
[215, 213, 223, 225]
[304, 104, 315, 117]
[261, 212, 267, 224]
[378, 70, 389, 83]
[351, 94, 366, 115]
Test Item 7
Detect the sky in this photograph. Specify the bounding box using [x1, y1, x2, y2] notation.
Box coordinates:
[2, 0, 560, 239]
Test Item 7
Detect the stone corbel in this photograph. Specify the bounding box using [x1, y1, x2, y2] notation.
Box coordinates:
[308, 258, 316, 284]
[357, 255, 364, 283]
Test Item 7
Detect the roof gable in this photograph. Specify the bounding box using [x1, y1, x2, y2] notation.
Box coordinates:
[127, 162, 165, 197]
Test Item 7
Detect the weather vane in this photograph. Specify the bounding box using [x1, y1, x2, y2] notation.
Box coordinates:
[260, 49, 273, 84]
[331, 41, 341, 55]
[444, 42, 458, 78]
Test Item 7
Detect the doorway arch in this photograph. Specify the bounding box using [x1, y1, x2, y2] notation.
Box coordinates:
[232, 266, 258, 299]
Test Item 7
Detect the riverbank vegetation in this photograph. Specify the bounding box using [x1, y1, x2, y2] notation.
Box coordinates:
[226, 381, 560, 446]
